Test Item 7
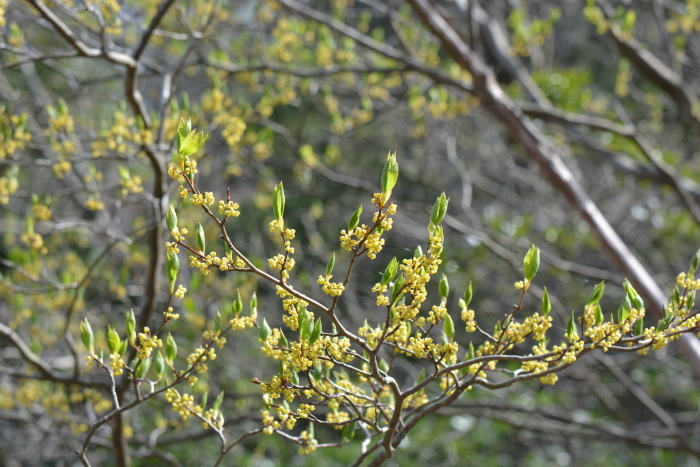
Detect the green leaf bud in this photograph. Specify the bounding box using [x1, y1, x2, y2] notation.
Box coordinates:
[541, 287, 552, 316]
[523, 245, 540, 282]
[464, 281, 473, 307]
[617, 296, 631, 323]
[348, 205, 362, 232]
[309, 318, 322, 345]
[342, 421, 357, 442]
[588, 281, 605, 305]
[107, 326, 121, 354]
[634, 316, 644, 336]
[381, 150, 399, 196]
[566, 311, 576, 338]
[80, 318, 94, 354]
[259, 317, 272, 342]
[232, 290, 243, 316]
[381, 257, 398, 286]
[196, 223, 205, 253]
[166, 250, 179, 294]
[325, 252, 336, 278]
[166, 204, 177, 231]
[439, 274, 449, 298]
[430, 192, 449, 226]
[594, 303, 604, 325]
[443, 313, 455, 340]
[272, 181, 285, 224]
[279, 329, 289, 349]
[135, 357, 151, 379]
[125, 309, 136, 346]
[154, 352, 165, 378]
[213, 391, 225, 411]
[165, 333, 177, 363]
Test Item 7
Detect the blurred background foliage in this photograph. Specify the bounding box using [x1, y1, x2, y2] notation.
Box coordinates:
[2, 0, 700, 465]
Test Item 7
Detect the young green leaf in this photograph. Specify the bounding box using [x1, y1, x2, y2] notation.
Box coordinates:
[439, 274, 449, 298]
[342, 421, 357, 442]
[523, 245, 540, 282]
[430, 192, 449, 226]
[348, 205, 362, 232]
[541, 287, 552, 316]
[464, 281, 473, 307]
[467, 342, 475, 360]
[135, 357, 151, 379]
[566, 310, 576, 338]
[212, 391, 225, 412]
[166, 250, 179, 294]
[125, 309, 136, 346]
[259, 317, 272, 342]
[594, 303, 604, 325]
[617, 296, 631, 323]
[381, 257, 398, 286]
[325, 252, 336, 278]
[107, 326, 121, 354]
[232, 290, 243, 316]
[279, 329, 289, 349]
[196, 223, 205, 253]
[587, 281, 606, 305]
[443, 313, 455, 340]
[80, 318, 94, 354]
[414, 245, 423, 258]
[272, 181, 285, 223]
[166, 204, 177, 231]
[165, 333, 177, 363]
[634, 316, 644, 336]
[309, 318, 322, 345]
[154, 352, 165, 378]
[380, 150, 399, 195]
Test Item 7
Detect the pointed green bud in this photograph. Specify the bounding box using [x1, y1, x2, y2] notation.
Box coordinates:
[566, 311, 576, 338]
[541, 287, 551, 316]
[523, 245, 540, 282]
[381, 150, 399, 196]
[312, 364, 323, 382]
[107, 326, 121, 354]
[414, 245, 423, 258]
[687, 290, 696, 311]
[691, 248, 700, 274]
[439, 274, 449, 298]
[213, 391, 225, 411]
[279, 329, 289, 349]
[348, 205, 362, 232]
[379, 359, 390, 374]
[658, 314, 674, 332]
[594, 303, 604, 325]
[464, 281, 473, 307]
[125, 309, 136, 346]
[166, 250, 179, 294]
[259, 317, 272, 342]
[290, 369, 299, 386]
[430, 192, 449, 226]
[443, 313, 455, 340]
[634, 316, 644, 336]
[165, 333, 177, 363]
[214, 310, 222, 334]
[80, 318, 94, 354]
[249, 292, 258, 313]
[196, 223, 205, 253]
[298, 305, 311, 339]
[309, 318, 322, 345]
[154, 352, 165, 378]
[166, 204, 177, 231]
[232, 290, 243, 316]
[588, 281, 605, 305]
[325, 252, 336, 278]
[272, 181, 285, 223]
[119, 339, 128, 357]
[618, 296, 631, 323]
[381, 257, 398, 286]
[135, 357, 151, 379]
[390, 273, 405, 302]
[225, 242, 233, 261]
[342, 421, 357, 442]
[177, 118, 192, 152]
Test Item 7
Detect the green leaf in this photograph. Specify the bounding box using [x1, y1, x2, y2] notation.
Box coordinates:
[166, 204, 177, 231]
[309, 318, 322, 345]
[165, 333, 177, 363]
[290, 369, 299, 385]
[541, 287, 552, 316]
[135, 357, 151, 379]
[390, 273, 405, 302]
[443, 313, 455, 340]
[312, 364, 323, 382]
[566, 310, 576, 338]
[214, 310, 222, 334]
[107, 326, 121, 354]
[691, 249, 700, 274]
[166, 250, 179, 294]
[587, 281, 606, 305]
[273, 181, 285, 223]
[279, 329, 289, 348]
[179, 129, 209, 157]
[658, 314, 673, 332]
[249, 292, 258, 312]
[298, 305, 311, 339]
[523, 245, 540, 282]
[177, 118, 192, 152]
[414, 245, 423, 258]
[119, 339, 128, 357]
[439, 274, 449, 298]
[232, 290, 243, 315]
[125, 309, 136, 346]
[154, 352, 165, 378]
[617, 296, 631, 323]
[212, 391, 225, 411]
[467, 342, 475, 360]
[464, 281, 473, 307]
[687, 290, 696, 311]
[381, 258, 398, 286]
[430, 192, 449, 226]
[342, 421, 357, 442]
[325, 252, 336, 278]
[634, 316, 644, 336]
[196, 223, 205, 253]
[380, 150, 399, 195]
[259, 317, 272, 341]
[80, 318, 94, 354]
[348, 205, 362, 232]
[594, 303, 604, 325]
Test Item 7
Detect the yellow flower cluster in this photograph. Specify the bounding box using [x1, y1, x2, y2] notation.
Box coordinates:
[85, 197, 105, 211]
[53, 160, 71, 179]
[136, 327, 162, 360]
[120, 175, 143, 196]
[218, 200, 241, 217]
[201, 407, 224, 430]
[0, 173, 18, 204]
[190, 192, 215, 206]
[165, 388, 198, 420]
[0, 111, 31, 160]
[32, 204, 51, 221]
[186, 347, 216, 374]
[173, 285, 187, 299]
[109, 352, 124, 376]
[297, 430, 318, 455]
[326, 410, 350, 428]
[268, 254, 296, 280]
[171, 227, 188, 242]
[317, 275, 345, 297]
[164, 307, 180, 320]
